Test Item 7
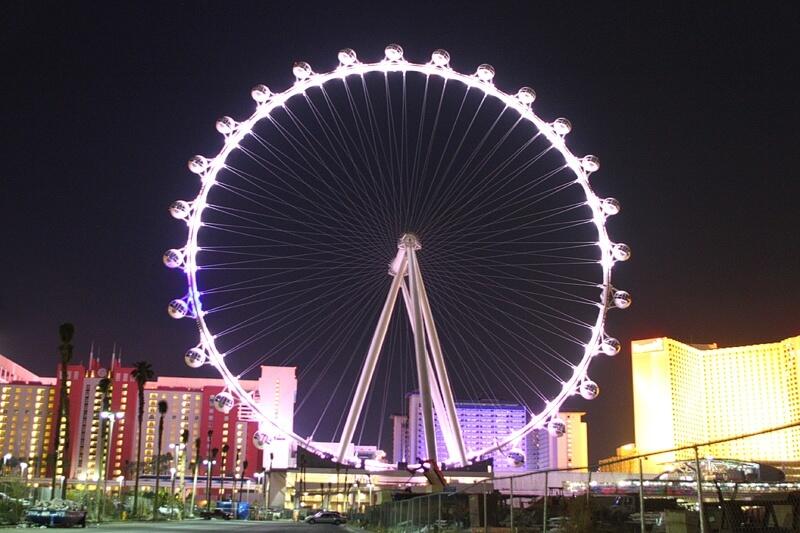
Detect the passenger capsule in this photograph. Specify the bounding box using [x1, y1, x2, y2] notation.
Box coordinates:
[384, 44, 404, 61]
[601, 197, 621, 216]
[184, 347, 207, 368]
[507, 449, 525, 467]
[552, 118, 572, 136]
[613, 290, 632, 309]
[601, 337, 621, 356]
[581, 155, 600, 173]
[612, 243, 631, 262]
[292, 61, 313, 80]
[580, 380, 600, 400]
[213, 391, 235, 413]
[162, 249, 184, 269]
[168, 299, 189, 319]
[547, 418, 566, 437]
[251, 84, 272, 103]
[252, 431, 271, 450]
[431, 49, 450, 67]
[516, 87, 536, 105]
[215, 116, 236, 135]
[169, 200, 191, 219]
[187, 155, 209, 174]
[476, 64, 495, 82]
[337, 48, 358, 66]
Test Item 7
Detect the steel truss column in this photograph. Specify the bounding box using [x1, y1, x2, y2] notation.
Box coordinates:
[400, 281, 458, 461]
[412, 257, 468, 465]
[405, 237, 438, 464]
[336, 260, 406, 463]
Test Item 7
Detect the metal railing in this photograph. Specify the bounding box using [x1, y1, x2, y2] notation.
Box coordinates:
[358, 421, 800, 532]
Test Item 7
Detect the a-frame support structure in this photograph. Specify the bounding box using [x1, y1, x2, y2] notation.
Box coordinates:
[336, 234, 467, 467]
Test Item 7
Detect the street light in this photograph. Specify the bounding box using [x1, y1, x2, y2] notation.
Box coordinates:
[254, 470, 264, 514]
[168, 467, 177, 518]
[98, 410, 124, 521]
[168, 441, 186, 514]
[203, 457, 217, 511]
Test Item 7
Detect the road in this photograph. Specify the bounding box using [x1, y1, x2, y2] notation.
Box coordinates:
[84, 519, 359, 532]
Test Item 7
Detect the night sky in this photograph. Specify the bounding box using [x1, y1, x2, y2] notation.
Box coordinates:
[2, 2, 799, 463]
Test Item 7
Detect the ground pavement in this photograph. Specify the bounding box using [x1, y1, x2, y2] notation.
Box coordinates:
[19, 519, 366, 532]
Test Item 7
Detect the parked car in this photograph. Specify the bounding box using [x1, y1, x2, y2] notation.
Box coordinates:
[200, 508, 232, 520]
[157, 505, 182, 518]
[304, 510, 347, 525]
[25, 499, 87, 528]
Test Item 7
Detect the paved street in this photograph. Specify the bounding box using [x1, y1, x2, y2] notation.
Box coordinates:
[82, 520, 359, 532]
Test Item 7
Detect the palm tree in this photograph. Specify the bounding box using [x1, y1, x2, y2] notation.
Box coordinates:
[95, 377, 111, 520]
[153, 399, 168, 520]
[51, 323, 74, 499]
[131, 361, 154, 517]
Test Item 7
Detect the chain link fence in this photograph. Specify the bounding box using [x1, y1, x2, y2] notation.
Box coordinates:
[359, 423, 800, 532]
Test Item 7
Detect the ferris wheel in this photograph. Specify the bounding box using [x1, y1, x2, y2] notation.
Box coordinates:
[164, 45, 630, 470]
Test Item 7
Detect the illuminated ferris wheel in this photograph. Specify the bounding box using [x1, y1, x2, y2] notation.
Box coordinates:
[164, 45, 630, 470]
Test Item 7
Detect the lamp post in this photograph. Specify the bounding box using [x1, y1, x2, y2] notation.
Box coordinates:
[2, 453, 11, 475]
[266, 453, 273, 511]
[188, 437, 201, 517]
[116, 475, 124, 499]
[170, 467, 177, 517]
[203, 453, 217, 512]
[169, 441, 186, 515]
[254, 471, 265, 517]
[19, 461, 29, 500]
[98, 410, 124, 521]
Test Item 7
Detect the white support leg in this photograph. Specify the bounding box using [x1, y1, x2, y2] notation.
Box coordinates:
[336, 258, 406, 463]
[404, 235, 438, 464]
[413, 256, 468, 465]
[400, 280, 459, 462]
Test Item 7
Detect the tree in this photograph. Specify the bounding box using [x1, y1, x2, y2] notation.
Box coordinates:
[131, 361, 154, 517]
[94, 377, 111, 521]
[153, 399, 168, 520]
[51, 323, 74, 499]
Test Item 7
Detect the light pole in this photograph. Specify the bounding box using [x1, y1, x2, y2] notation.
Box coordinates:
[98, 410, 124, 521]
[254, 471, 265, 517]
[2, 453, 11, 475]
[169, 467, 177, 517]
[203, 454, 217, 511]
[188, 436, 201, 517]
[169, 441, 187, 516]
[19, 461, 29, 500]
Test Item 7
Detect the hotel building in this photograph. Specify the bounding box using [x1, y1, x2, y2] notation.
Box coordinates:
[392, 393, 588, 472]
[631, 335, 800, 471]
[0, 351, 296, 490]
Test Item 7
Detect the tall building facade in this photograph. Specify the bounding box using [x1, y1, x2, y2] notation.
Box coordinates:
[0, 382, 55, 477]
[632, 335, 800, 468]
[528, 411, 588, 472]
[393, 393, 588, 472]
[0, 352, 297, 487]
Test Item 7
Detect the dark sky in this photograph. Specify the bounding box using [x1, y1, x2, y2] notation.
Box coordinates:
[2, 2, 799, 463]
